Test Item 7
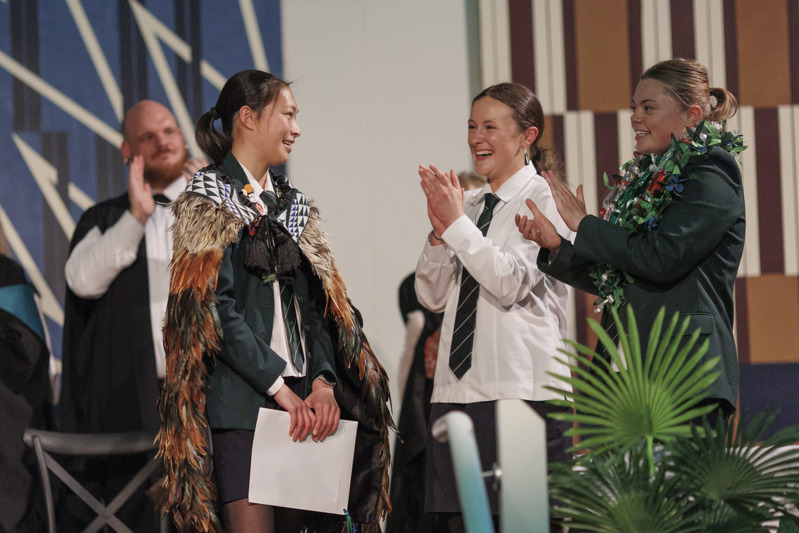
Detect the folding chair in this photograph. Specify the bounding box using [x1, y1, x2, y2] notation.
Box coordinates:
[22, 429, 167, 533]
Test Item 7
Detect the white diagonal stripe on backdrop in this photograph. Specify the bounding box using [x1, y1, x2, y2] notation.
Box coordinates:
[13, 134, 94, 214]
[128, 0, 226, 91]
[66, 0, 123, 122]
[0, 50, 123, 146]
[129, 0, 203, 158]
[13, 134, 75, 238]
[239, 0, 270, 72]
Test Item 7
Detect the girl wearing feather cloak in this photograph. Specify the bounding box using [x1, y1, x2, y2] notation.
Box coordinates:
[151, 70, 394, 533]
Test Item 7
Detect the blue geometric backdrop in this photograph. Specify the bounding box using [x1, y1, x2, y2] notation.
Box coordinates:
[0, 0, 283, 364]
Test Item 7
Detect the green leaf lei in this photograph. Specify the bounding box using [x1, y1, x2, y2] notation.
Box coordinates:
[590, 120, 746, 310]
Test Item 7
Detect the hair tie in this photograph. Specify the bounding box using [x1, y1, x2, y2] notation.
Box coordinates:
[209, 106, 219, 120]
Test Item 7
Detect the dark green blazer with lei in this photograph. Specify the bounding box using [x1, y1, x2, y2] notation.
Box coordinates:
[538, 146, 744, 410]
[205, 152, 336, 431]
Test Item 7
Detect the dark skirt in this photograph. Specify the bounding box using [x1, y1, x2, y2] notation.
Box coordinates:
[211, 376, 306, 504]
[211, 429, 256, 504]
[424, 400, 571, 515]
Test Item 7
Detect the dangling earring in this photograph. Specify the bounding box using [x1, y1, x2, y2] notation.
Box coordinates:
[524, 149, 530, 166]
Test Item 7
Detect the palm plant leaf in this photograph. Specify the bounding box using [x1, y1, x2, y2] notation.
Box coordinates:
[547, 306, 799, 532]
[668, 413, 799, 530]
[547, 306, 719, 456]
[779, 519, 799, 533]
[549, 446, 700, 533]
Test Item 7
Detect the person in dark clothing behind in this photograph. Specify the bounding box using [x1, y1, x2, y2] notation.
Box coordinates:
[387, 272, 444, 533]
[59, 100, 205, 531]
[0, 224, 54, 532]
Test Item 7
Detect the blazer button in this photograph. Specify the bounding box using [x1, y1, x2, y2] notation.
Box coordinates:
[304, 324, 310, 331]
[297, 296, 304, 303]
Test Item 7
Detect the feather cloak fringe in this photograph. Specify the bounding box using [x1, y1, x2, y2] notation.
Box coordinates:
[151, 193, 242, 532]
[152, 193, 395, 533]
[299, 208, 396, 533]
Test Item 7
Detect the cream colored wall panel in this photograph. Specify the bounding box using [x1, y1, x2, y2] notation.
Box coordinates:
[693, 0, 727, 87]
[779, 105, 799, 275]
[564, 110, 598, 217]
[641, 0, 672, 67]
[533, 0, 567, 113]
[479, 0, 512, 86]
[617, 108, 633, 170]
[738, 105, 761, 277]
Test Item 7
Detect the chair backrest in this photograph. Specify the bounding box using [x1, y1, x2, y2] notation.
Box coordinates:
[22, 429, 164, 533]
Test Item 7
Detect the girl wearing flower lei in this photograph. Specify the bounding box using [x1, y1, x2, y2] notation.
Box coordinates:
[516, 58, 746, 421]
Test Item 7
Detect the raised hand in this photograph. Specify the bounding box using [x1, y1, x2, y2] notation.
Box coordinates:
[128, 155, 154, 224]
[515, 198, 563, 252]
[541, 170, 587, 232]
[419, 164, 464, 229]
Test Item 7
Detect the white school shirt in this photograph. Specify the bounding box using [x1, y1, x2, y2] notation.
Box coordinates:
[238, 164, 307, 396]
[415, 163, 574, 403]
[64, 176, 187, 379]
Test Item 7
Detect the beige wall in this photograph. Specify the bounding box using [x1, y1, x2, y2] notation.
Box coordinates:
[281, 0, 475, 405]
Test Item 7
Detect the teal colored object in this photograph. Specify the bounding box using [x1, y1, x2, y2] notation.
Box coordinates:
[432, 411, 495, 533]
[0, 283, 45, 341]
[343, 509, 355, 532]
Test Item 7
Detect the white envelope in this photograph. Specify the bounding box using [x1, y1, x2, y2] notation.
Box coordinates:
[248, 408, 358, 515]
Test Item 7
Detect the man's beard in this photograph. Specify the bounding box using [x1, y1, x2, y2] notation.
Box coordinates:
[144, 148, 189, 190]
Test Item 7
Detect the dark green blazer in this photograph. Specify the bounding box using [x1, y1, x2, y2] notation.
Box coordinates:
[204, 152, 336, 430]
[538, 146, 744, 410]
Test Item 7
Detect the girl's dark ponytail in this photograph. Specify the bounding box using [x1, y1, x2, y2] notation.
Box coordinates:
[196, 107, 230, 166]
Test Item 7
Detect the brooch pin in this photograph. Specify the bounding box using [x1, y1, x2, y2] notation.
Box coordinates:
[242, 184, 263, 215]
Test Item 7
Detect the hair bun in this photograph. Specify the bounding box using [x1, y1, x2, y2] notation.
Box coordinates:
[709, 88, 723, 109]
